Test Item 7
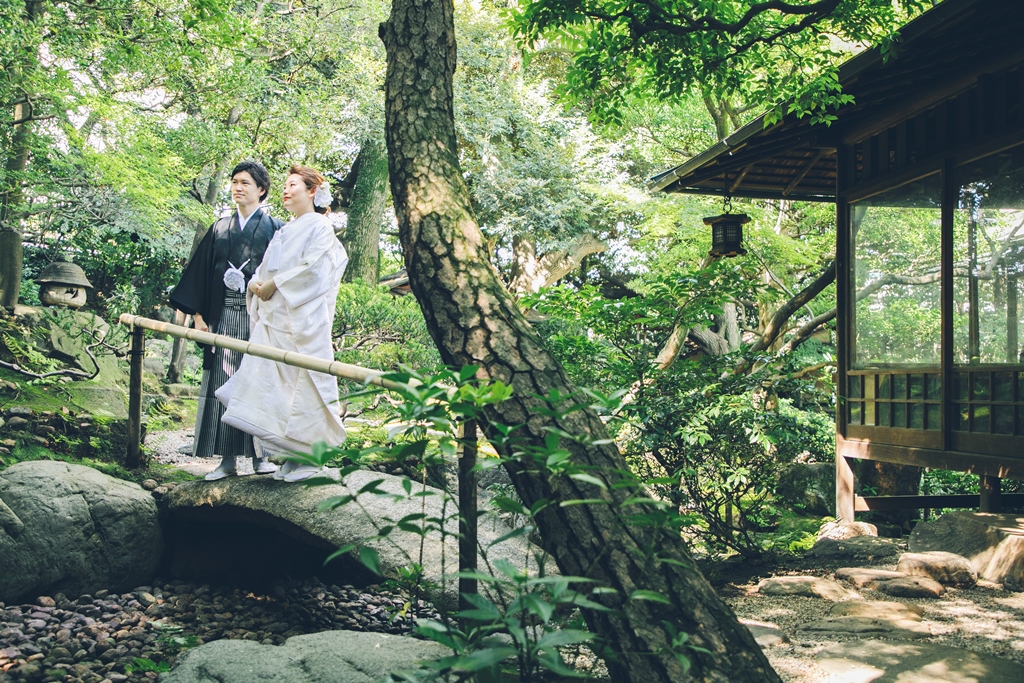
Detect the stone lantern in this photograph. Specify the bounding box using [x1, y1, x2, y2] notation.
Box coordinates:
[35, 261, 93, 309]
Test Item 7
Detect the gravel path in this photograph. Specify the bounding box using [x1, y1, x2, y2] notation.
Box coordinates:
[0, 579, 439, 683]
[144, 429, 215, 478]
[724, 570, 1024, 682]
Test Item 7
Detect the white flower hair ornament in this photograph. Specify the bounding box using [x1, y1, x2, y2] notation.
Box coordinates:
[313, 182, 332, 208]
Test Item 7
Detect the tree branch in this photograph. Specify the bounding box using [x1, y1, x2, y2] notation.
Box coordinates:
[749, 260, 835, 353]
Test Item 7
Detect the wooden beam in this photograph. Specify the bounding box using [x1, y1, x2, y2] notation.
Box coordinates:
[669, 136, 830, 189]
[839, 45, 1024, 145]
[839, 439, 1024, 480]
[855, 492, 1024, 512]
[730, 164, 753, 193]
[782, 149, 825, 197]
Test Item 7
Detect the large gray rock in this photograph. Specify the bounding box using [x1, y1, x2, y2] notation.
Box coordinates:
[875, 575, 945, 599]
[800, 615, 931, 639]
[776, 462, 834, 515]
[756, 576, 851, 601]
[834, 567, 907, 588]
[160, 630, 449, 683]
[817, 521, 878, 541]
[909, 511, 1024, 590]
[816, 639, 1024, 683]
[0, 461, 163, 603]
[897, 551, 977, 587]
[829, 600, 924, 621]
[165, 470, 544, 609]
[809, 535, 901, 562]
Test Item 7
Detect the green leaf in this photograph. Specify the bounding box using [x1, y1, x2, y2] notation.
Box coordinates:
[357, 479, 387, 495]
[323, 544, 357, 566]
[629, 589, 673, 605]
[536, 650, 586, 677]
[317, 495, 355, 512]
[559, 498, 609, 507]
[486, 525, 532, 548]
[450, 646, 518, 672]
[569, 472, 608, 490]
[491, 495, 529, 516]
[522, 594, 554, 624]
[359, 546, 381, 575]
[536, 629, 595, 650]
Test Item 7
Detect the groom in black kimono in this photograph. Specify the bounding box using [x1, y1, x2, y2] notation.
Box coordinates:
[170, 161, 284, 480]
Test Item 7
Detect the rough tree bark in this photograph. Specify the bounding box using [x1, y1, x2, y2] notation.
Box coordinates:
[0, 0, 41, 310]
[0, 101, 30, 310]
[343, 139, 389, 284]
[379, 1, 780, 681]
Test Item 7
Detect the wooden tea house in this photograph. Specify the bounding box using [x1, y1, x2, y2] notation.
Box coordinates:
[650, 0, 1024, 520]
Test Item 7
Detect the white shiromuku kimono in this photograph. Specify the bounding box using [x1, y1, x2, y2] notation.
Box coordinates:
[216, 211, 348, 455]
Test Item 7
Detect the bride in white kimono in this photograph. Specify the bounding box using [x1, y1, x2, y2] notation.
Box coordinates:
[216, 164, 348, 482]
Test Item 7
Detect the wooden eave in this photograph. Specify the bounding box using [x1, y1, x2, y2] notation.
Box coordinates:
[649, 0, 1024, 202]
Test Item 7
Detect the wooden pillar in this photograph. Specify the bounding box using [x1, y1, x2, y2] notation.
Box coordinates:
[1008, 276, 1018, 363]
[836, 447, 856, 523]
[968, 214, 980, 362]
[126, 325, 145, 469]
[458, 419, 478, 623]
[980, 475, 1001, 513]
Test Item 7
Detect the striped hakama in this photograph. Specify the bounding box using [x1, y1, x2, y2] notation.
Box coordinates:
[192, 290, 256, 458]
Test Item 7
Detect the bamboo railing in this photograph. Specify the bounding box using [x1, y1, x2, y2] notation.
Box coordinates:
[118, 313, 408, 469]
[116, 313, 479, 591]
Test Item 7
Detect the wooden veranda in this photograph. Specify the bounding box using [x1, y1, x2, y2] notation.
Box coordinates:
[652, 0, 1024, 521]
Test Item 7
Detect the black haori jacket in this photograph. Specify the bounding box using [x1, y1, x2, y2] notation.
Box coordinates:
[169, 208, 283, 368]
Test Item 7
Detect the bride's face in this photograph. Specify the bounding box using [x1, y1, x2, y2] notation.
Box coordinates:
[282, 174, 315, 214]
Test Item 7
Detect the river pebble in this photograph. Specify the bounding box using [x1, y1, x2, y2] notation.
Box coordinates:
[0, 578, 439, 682]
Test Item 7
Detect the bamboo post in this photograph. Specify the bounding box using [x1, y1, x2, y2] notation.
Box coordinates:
[126, 324, 145, 469]
[458, 419, 478, 621]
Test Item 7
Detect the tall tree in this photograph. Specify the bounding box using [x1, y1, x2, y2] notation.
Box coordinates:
[380, 0, 780, 680]
[0, 0, 41, 309]
[510, 0, 927, 125]
[343, 139, 390, 284]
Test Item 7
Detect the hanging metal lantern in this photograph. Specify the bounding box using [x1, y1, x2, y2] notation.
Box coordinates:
[35, 260, 93, 309]
[705, 211, 749, 258]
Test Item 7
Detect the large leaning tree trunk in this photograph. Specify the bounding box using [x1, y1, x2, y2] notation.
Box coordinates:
[379, 1, 780, 681]
[343, 138, 389, 284]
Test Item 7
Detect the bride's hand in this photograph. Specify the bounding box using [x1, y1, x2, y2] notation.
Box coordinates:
[247, 280, 262, 295]
[258, 280, 278, 301]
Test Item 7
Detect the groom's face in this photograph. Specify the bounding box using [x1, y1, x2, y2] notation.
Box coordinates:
[231, 171, 263, 209]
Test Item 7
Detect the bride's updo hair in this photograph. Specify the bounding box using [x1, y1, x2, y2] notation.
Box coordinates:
[288, 164, 330, 214]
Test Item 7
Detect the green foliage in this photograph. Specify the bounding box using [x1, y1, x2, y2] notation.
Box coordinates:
[508, 0, 928, 126]
[125, 657, 171, 674]
[151, 623, 201, 654]
[391, 571, 600, 682]
[526, 259, 762, 387]
[529, 265, 835, 558]
[334, 283, 441, 372]
[298, 366, 715, 680]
